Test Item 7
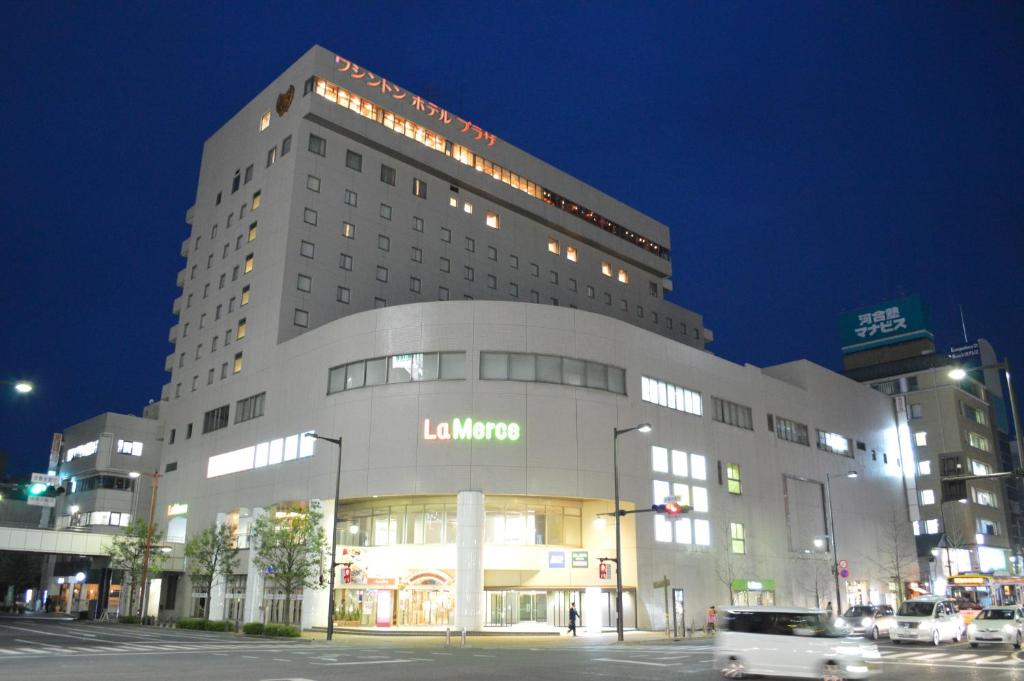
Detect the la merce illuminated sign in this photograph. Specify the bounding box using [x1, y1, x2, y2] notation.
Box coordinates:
[422, 418, 521, 442]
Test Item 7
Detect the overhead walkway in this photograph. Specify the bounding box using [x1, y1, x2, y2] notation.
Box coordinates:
[0, 524, 113, 556]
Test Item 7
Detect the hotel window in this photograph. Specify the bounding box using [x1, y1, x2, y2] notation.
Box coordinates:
[251, 191, 261, 210]
[241, 285, 250, 306]
[413, 177, 427, 199]
[306, 174, 321, 192]
[379, 203, 392, 220]
[438, 286, 449, 301]
[449, 196, 457, 207]
[509, 255, 519, 269]
[486, 274, 497, 290]
[195, 344, 202, 360]
[463, 201, 473, 214]
[296, 274, 312, 293]
[202, 405, 230, 434]
[259, 111, 271, 131]
[617, 269, 629, 284]
[817, 430, 852, 456]
[411, 246, 422, 263]
[486, 211, 500, 229]
[914, 431, 927, 447]
[240, 202, 246, 218]
[293, 309, 309, 328]
[345, 149, 362, 172]
[726, 464, 741, 494]
[968, 432, 990, 452]
[409, 276, 421, 293]
[730, 523, 746, 554]
[212, 336, 219, 351]
[375, 298, 387, 309]
[337, 286, 350, 303]
[465, 237, 475, 252]
[547, 238, 560, 255]
[566, 278, 577, 292]
[586, 285, 595, 298]
[378, 235, 390, 252]
[233, 352, 243, 374]
[530, 291, 540, 303]
[281, 135, 291, 156]
[308, 133, 326, 156]
[769, 414, 810, 445]
[215, 304, 222, 320]
[920, 489, 935, 505]
[440, 257, 451, 273]
[244, 254, 254, 273]
[509, 282, 519, 297]
[530, 263, 539, 277]
[344, 189, 357, 206]
[441, 227, 451, 243]
[328, 351, 466, 394]
[918, 460, 932, 475]
[601, 261, 612, 277]
[376, 266, 389, 283]
[244, 164, 253, 184]
[380, 164, 396, 186]
[562, 245, 577, 263]
[641, 376, 703, 416]
[216, 192, 221, 205]
[464, 266, 474, 282]
[235, 392, 265, 423]
[303, 208, 317, 226]
[236, 318, 247, 339]
[413, 216, 424, 232]
[248, 223, 257, 242]
[649, 282, 658, 297]
[479, 352, 625, 395]
[486, 246, 498, 262]
[266, 146, 277, 167]
[340, 222, 355, 239]
[339, 253, 353, 271]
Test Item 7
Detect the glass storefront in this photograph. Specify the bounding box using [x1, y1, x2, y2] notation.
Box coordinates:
[731, 579, 776, 607]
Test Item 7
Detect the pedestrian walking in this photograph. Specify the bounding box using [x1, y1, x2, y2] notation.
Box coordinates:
[706, 605, 716, 634]
[568, 602, 579, 636]
[826, 601, 833, 616]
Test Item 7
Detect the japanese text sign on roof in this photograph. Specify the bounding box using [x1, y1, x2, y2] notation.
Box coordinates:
[839, 295, 932, 354]
[334, 55, 496, 147]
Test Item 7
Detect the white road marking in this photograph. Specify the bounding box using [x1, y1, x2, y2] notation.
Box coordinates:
[310, 658, 432, 667]
[592, 657, 667, 667]
[975, 655, 1012, 664]
[473, 653, 497, 657]
[0, 624, 99, 641]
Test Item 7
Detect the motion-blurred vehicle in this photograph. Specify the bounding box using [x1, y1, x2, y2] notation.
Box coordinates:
[967, 605, 1024, 649]
[890, 595, 965, 645]
[839, 605, 896, 640]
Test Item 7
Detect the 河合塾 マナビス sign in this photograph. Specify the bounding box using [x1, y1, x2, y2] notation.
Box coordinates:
[839, 294, 933, 354]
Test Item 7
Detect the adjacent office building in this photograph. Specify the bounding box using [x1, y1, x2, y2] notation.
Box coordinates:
[44, 46, 916, 629]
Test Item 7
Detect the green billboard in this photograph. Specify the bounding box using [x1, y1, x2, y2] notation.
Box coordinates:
[840, 294, 933, 354]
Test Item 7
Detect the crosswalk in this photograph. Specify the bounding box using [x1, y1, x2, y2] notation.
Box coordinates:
[0, 641, 306, 658]
[878, 648, 1021, 666]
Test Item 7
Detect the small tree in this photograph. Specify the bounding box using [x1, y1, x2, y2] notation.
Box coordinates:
[712, 553, 741, 605]
[184, 524, 239, 619]
[108, 518, 166, 615]
[868, 505, 915, 605]
[250, 506, 327, 624]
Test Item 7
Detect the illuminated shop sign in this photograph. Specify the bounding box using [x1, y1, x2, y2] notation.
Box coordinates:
[422, 418, 521, 442]
[166, 503, 188, 517]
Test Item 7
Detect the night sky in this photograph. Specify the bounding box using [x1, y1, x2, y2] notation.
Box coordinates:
[2, 3, 1021, 476]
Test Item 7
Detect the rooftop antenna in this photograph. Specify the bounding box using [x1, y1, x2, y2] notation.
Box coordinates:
[958, 304, 969, 344]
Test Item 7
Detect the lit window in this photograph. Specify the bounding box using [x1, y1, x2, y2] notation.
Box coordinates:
[241, 285, 250, 306]
[924, 518, 940, 534]
[266, 146, 277, 167]
[413, 178, 427, 199]
[693, 519, 711, 546]
[653, 479, 670, 505]
[920, 489, 935, 505]
[692, 486, 708, 513]
[968, 432, 990, 452]
[601, 261, 612, 277]
[244, 254, 254, 273]
[675, 518, 692, 544]
[259, 111, 271, 131]
[486, 211, 500, 229]
[566, 245, 578, 262]
[671, 450, 688, 477]
[651, 446, 668, 473]
[449, 196, 458, 207]
[690, 454, 707, 481]
[547, 239, 560, 255]
[914, 431, 927, 447]
[251, 192, 261, 210]
[342, 222, 355, 239]
[233, 352, 243, 374]
[618, 269, 629, 284]
[654, 514, 673, 543]
[237, 318, 247, 339]
[726, 464, 741, 494]
[463, 201, 473, 214]
[730, 522, 745, 554]
[918, 460, 931, 475]
[248, 223, 257, 242]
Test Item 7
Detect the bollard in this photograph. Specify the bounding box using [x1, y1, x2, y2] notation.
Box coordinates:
[445, 627, 451, 648]
[461, 627, 467, 648]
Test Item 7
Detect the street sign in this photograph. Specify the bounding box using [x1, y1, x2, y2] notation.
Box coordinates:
[27, 496, 56, 507]
[31, 472, 61, 486]
[571, 551, 588, 568]
[840, 568, 850, 579]
[653, 577, 670, 589]
[548, 551, 566, 568]
[838, 559, 848, 570]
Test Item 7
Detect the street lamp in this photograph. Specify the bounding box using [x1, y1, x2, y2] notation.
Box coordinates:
[948, 360, 1024, 471]
[611, 422, 652, 641]
[824, 471, 858, 614]
[13, 382, 32, 394]
[305, 432, 343, 641]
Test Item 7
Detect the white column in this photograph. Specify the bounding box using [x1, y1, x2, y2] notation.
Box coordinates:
[455, 490, 485, 631]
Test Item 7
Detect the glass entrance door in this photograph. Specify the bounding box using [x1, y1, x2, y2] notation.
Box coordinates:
[517, 591, 547, 623]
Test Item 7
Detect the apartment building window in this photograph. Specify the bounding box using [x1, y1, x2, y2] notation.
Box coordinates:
[212, 336, 219, 351]
[413, 177, 427, 198]
[449, 196, 457, 207]
[206, 254, 213, 269]
[281, 135, 291, 156]
[259, 111, 271, 131]
[233, 353, 243, 374]
[509, 282, 519, 297]
[618, 269, 629, 284]
[601, 261, 612, 277]
[464, 266, 474, 282]
[817, 430, 852, 456]
[308, 133, 326, 156]
[641, 376, 703, 416]
[337, 286, 351, 303]
[186, 293, 193, 308]
[216, 192, 221, 205]
[300, 240, 315, 258]
[380, 164, 396, 185]
[413, 216, 424, 232]
[266, 146, 277, 167]
[303, 208, 317, 226]
[968, 432, 990, 452]
[199, 312, 206, 327]
[920, 489, 935, 505]
[190, 265, 196, 280]
[251, 191, 261, 210]
[768, 414, 810, 445]
[487, 246, 497, 262]
[961, 402, 987, 425]
[439, 286, 450, 301]
[586, 285, 595, 298]
[972, 459, 993, 476]
[411, 247, 422, 263]
[293, 309, 309, 328]
[463, 201, 473, 214]
[345, 149, 362, 171]
[340, 222, 355, 239]
[909, 403, 923, 419]
[183, 323, 189, 337]
[306, 174, 321, 192]
[441, 227, 451, 243]
[440, 257, 451, 273]
[235, 236, 242, 251]
[232, 319, 245, 342]
[973, 487, 998, 507]
[244, 254, 254, 273]
[344, 189, 357, 206]
[486, 274, 497, 289]
[339, 253, 353, 271]
[241, 285, 250, 306]
[222, 243, 230, 258]
[178, 353, 185, 368]
[175, 383, 181, 398]
[726, 464, 741, 494]
[914, 431, 928, 447]
[409, 277, 421, 293]
[486, 211, 499, 229]
[297, 274, 312, 293]
[918, 460, 932, 475]
[194, 343, 203, 360]
[376, 266, 389, 283]
[380, 203, 392, 220]
[248, 223, 257, 241]
[244, 165, 253, 184]
[378, 235, 390, 252]
[547, 238, 560, 255]
[202, 405, 230, 434]
[374, 297, 387, 309]
[215, 304, 222, 320]
[978, 519, 1000, 538]
[220, 363, 228, 379]
[730, 523, 746, 554]
[169, 429, 176, 445]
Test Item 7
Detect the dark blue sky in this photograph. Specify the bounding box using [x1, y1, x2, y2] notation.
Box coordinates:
[2, 3, 1021, 476]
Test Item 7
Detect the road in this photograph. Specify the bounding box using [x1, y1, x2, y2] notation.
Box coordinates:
[0, 615, 1021, 680]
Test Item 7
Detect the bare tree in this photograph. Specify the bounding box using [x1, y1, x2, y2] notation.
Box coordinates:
[867, 505, 915, 605]
[798, 557, 832, 609]
[712, 553, 740, 605]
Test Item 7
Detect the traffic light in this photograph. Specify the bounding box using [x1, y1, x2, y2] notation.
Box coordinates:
[652, 502, 690, 516]
[27, 483, 48, 496]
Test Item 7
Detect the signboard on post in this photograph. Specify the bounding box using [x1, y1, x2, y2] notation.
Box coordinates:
[839, 295, 933, 354]
[27, 496, 56, 507]
[31, 473, 61, 486]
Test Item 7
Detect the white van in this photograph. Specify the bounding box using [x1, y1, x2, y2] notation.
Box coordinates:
[889, 595, 964, 645]
[715, 606, 879, 679]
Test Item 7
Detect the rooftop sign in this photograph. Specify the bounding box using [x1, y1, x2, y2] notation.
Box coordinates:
[422, 418, 521, 442]
[839, 294, 933, 354]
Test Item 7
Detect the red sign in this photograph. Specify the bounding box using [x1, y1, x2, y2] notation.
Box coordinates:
[366, 577, 397, 588]
[599, 563, 609, 580]
[342, 566, 352, 584]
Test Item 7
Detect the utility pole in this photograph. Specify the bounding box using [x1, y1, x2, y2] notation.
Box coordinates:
[137, 469, 162, 621]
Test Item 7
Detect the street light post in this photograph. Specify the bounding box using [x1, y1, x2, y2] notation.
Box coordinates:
[136, 469, 162, 621]
[612, 423, 652, 642]
[824, 471, 858, 615]
[305, 433, 343, 641]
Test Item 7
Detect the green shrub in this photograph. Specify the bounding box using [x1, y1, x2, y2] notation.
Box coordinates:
[175, 618, 207, 630]
[118, 615, 140, 624]
[263, 623, 300, 637]
[242, 622, 265, 635]
[204, 620, 231, 632]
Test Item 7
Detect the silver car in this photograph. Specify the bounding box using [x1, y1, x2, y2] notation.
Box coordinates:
[968, 606, 1024, 649]
[840, 604, 896, 640]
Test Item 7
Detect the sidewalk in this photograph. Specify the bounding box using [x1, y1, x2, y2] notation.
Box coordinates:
[303, 627, 713, 646]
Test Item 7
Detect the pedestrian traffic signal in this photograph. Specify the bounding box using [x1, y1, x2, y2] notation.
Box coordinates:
[342, 565, 352, 584]
[652, 501, 690, 516]
[599, 562, 609, 580]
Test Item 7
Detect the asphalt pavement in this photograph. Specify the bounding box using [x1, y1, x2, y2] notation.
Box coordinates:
[0, 614, 1020, 680]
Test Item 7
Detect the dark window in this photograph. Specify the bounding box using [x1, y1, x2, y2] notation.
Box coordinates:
[165, 461, 178, 473]
[168, 428, 176, 445]
[346, 150, 362, 171]
[231, 170, 240, 193]
[202, 405, 230, 434]
[413, 177, 427, 198]
[281, 135, 291, 156]
[380, 164, 396, 185]
[186, 423, 193, 439]
[244, 164, 253, 183]
[235, 392, 266, 423]
[308, 134, 326, 156]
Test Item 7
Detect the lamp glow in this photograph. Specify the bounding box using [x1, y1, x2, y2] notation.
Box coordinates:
[14, 382, 32, 394]
[129, 472, 141, 478]
[637, 423, 652, 433]
[948, 368, 967, 381]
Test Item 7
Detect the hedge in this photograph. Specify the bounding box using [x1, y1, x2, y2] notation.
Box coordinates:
[263, 623, 300, 637]
[175, 618, 208, 630]
[242, 622, 265, 635]
[204, 620, 232, 632]
[118, 615, 140, 624]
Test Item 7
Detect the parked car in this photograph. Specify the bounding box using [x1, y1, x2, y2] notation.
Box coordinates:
[715, 606, 879, 679]
[889, 596, 965, 645]
[967, 606, 1024, 649]
[839, 605, 896, 640]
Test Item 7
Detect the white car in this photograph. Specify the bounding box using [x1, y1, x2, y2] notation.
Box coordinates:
[889, 596, 964, 645]
[715, 606, 880, 679]
[968, 606, 1024, 649]
[839, 605, 896, 640]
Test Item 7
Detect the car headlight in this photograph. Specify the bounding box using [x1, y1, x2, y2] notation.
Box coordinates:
[861, 617, 872, 628]
[1003, 624, 1016, 634]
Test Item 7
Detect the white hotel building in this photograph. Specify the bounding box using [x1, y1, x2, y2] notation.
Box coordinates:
[48, 46, 917, 630]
